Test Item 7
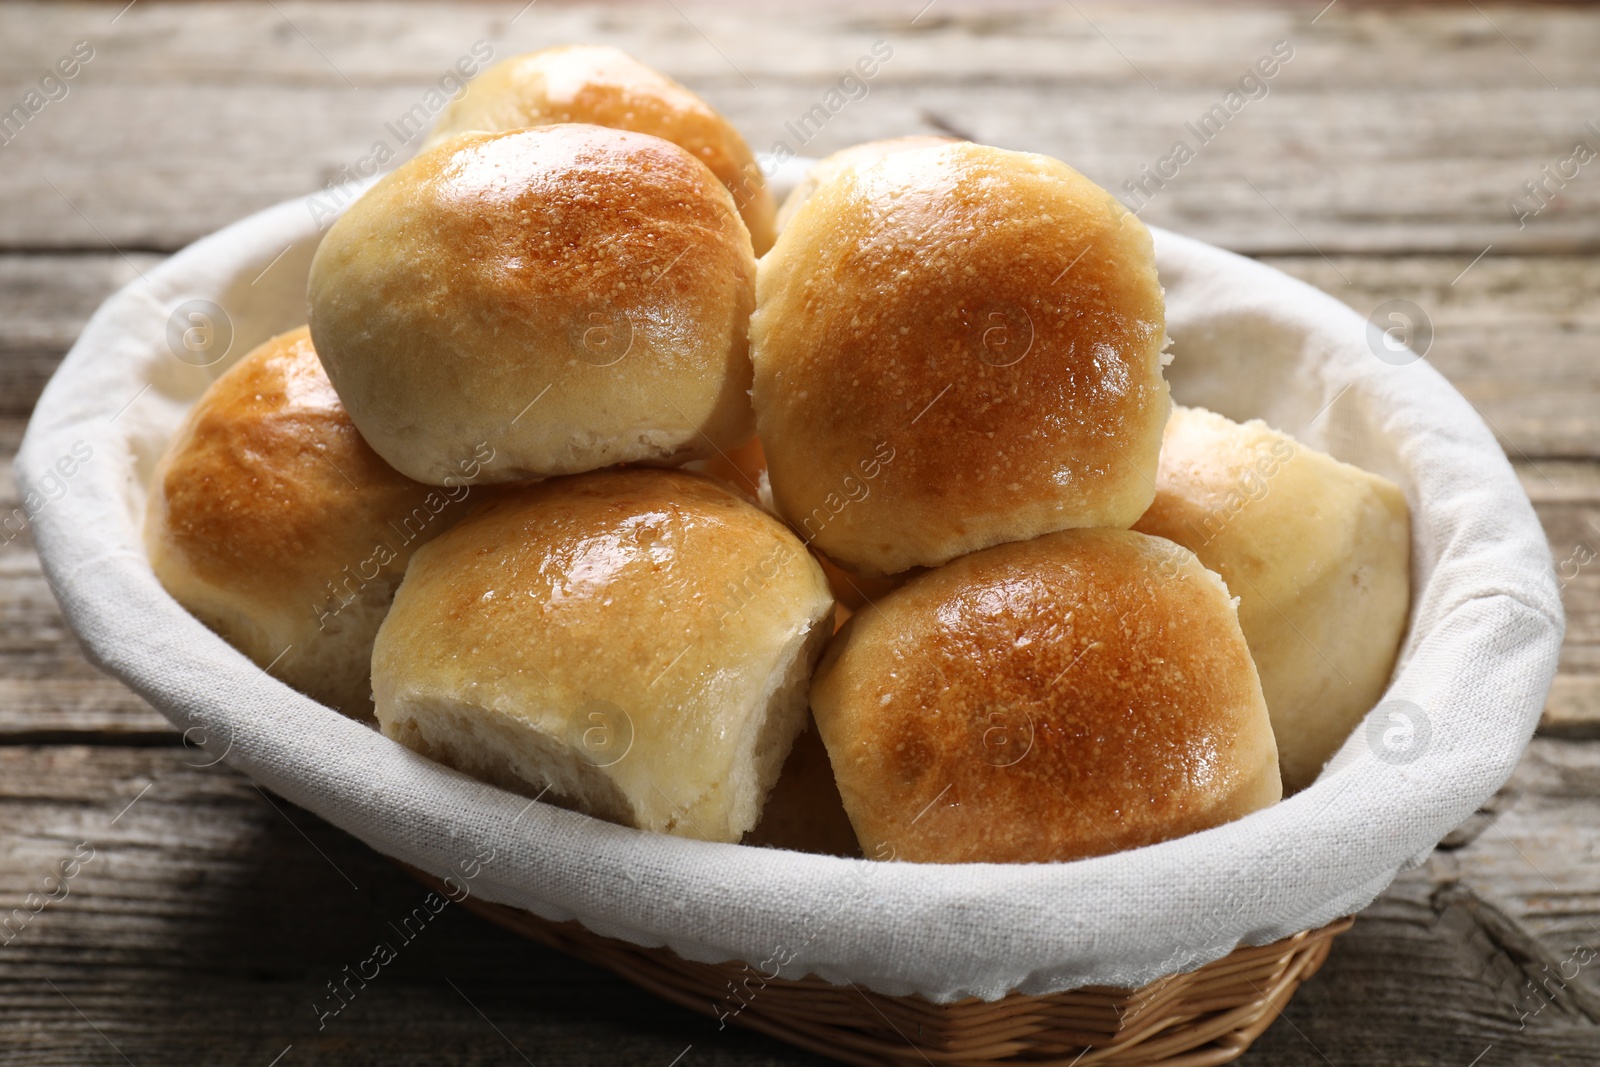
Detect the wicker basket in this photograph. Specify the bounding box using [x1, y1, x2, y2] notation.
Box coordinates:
[406, 866, 1349, 1066]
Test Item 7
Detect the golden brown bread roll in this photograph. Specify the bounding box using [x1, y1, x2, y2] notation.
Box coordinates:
[1133, 405, 1412, 792]
[811, 528, 1281, 863]
[753, 141, 1170, 575]
[423, 45, 777, 255]
[371, 469, 835, 843]
[144, 327, 463, 719]
[308, 124, 757, 487]
[774, 135, 958, 233]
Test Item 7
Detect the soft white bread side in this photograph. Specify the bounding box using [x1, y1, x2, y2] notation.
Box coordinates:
[811, 528, 1281, 864]
[308, 124, 758, 487]
[371, 469, 836, 843]
[753, 141, 1170, 575]
[144, 327, 463, 720]
[423, 45, 777, 254]
[1134, 405, 1412, 792]
[773, 135, 958, 233]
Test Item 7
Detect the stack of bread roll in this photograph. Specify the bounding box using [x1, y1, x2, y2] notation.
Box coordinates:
[145, 45, 1411, 864]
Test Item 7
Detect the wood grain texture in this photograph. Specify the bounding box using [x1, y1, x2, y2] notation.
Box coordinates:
[1, 2, 1598, 1065]
[0, 747, 799, 1067]
[1, 3, 1598, 254]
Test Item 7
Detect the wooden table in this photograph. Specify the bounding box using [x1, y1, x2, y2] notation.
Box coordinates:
[3, 2, 1598, 1063]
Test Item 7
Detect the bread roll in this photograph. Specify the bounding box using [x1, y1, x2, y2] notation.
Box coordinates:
[1133, 406, 1412, 792]
[144, 327, 464, 719]
[371, 469, 835, 843]
[423, 45, 777, 254]
[753, 142, 1170, 575]
[811, 528, 1281, 863]
[308, 124, 757, 486]
[774, 135, 958, 233]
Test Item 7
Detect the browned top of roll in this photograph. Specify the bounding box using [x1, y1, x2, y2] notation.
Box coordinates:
[371, 467, 836, 842]
[753, 141, 1169, 574]
[775, 135, 959, 232]
[810, 528, 1281, 864]
[424, 45, 776, 254]
[308, 124, 758, 485]
[150, 326, 436, 611]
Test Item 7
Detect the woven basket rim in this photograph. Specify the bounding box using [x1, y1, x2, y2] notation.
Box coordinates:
[405, 862, 1353, 1067]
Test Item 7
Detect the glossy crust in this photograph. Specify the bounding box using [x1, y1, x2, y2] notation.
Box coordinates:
[424, 45, 777, 254]
[1133, 406, 1412, 792]
[371, 469, 836, 843]
[774, 136, 958, 233]
[144, 327, 465, 719]
[753, 142, 1170, 575]
[308, 124, 758, 486]
[811, 528, 1281, 864]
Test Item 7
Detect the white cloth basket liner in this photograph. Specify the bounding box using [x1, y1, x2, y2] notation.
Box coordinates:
[17, 158, 1563, 1002]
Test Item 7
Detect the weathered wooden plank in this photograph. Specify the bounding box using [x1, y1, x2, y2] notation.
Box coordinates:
[0, 549, 174, 737]
[0, 746, 806, 1066]
[1, 3, 1597, 253]
[7, 0, 1600, 90]
[1526, 463, 1600, 736]
[1, 740, 1599, 1065]
[0, 256, 158, 428]
[2, 3, 1598, 1063]
[0, 254, 156, 355]
[0, 261, 175, 738]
